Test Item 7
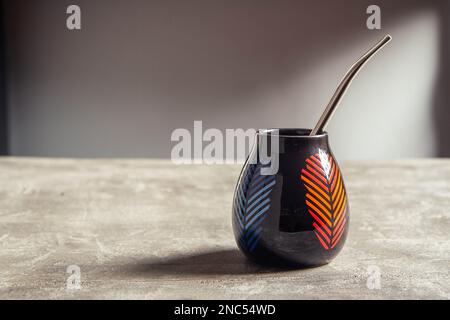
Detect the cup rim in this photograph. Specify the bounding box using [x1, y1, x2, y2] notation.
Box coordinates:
[257, 128, 328, 138]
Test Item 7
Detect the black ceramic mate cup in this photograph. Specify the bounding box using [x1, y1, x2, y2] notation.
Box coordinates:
[232, 129, 349, 267]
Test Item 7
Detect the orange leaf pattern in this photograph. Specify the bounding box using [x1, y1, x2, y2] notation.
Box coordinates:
[300, 151, 348, 250]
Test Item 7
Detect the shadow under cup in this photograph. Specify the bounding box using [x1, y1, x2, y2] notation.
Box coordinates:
[232, 128, 349, 267]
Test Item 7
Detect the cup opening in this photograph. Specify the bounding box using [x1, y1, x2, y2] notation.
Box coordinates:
[258, 128, 327, 138]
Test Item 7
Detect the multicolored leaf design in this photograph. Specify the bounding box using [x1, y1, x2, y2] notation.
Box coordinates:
[233, 164, 276, 252]
[300, 150, 348, 250]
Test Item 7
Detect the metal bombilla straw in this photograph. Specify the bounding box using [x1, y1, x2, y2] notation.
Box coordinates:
[310, 34, 392, 136]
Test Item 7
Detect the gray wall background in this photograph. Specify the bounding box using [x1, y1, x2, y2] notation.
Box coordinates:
[4, 0, 450, 160]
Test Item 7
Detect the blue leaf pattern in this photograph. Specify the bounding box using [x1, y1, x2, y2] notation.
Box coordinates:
[233, 165, 276, 252]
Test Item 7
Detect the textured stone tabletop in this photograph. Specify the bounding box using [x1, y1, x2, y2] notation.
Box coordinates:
[0, 157, 448, 299]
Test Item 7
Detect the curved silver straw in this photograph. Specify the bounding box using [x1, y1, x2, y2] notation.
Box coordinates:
[310, 34, 392, 136]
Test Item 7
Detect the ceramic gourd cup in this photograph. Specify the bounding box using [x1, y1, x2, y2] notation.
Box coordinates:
[232, 129, 349, 267]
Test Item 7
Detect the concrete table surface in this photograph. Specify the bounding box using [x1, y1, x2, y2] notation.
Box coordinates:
[0, 157, 448, 299]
